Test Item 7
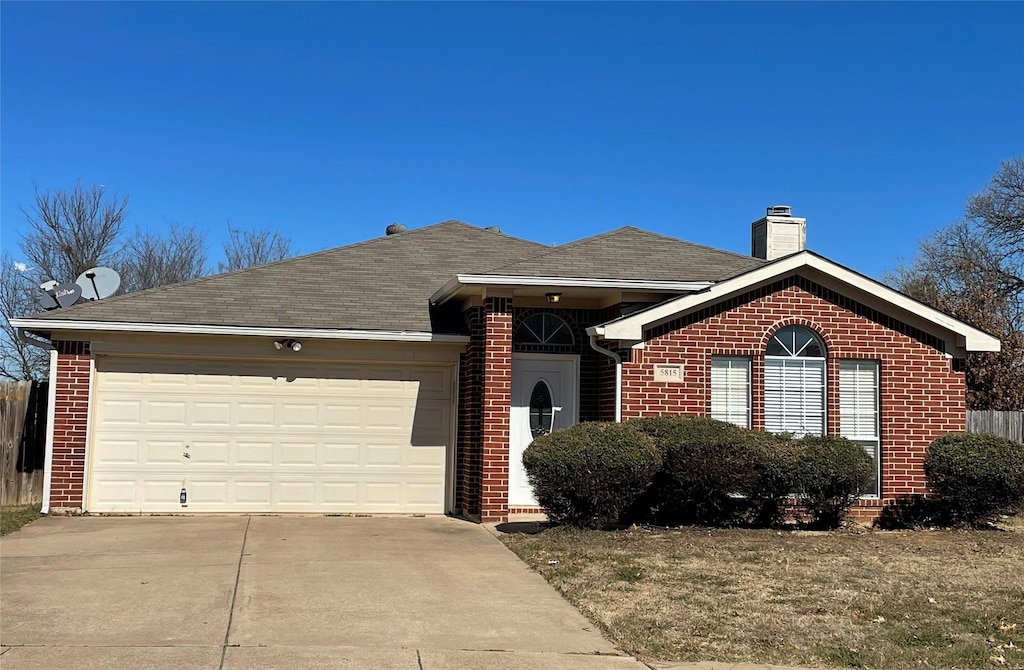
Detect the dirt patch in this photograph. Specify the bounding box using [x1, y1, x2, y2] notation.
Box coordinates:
[501, 517, 1024, 669]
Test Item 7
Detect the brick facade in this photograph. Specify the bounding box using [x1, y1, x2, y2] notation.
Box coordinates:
[50, 341, 91, 513]
[621, 279, 966, 514]
[43, 279, 968, 524]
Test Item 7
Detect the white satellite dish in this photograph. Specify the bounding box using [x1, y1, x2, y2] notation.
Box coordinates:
[76, 266, 121, 301]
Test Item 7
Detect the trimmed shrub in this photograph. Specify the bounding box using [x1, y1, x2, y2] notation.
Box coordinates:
[628, 416, 759, 526]
[739, 431, 801, 527]
[925, 433, 1024, 528]
[522, 422, 661, 528]
[793, 435, 875, 529]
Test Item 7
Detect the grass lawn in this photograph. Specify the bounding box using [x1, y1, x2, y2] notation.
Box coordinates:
[0, 504, 41, 536]
[501, 517, 1024, 669]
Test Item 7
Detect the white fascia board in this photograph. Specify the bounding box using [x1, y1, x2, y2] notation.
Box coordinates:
[430, 274, 713, 304]
[10, 319, 470, 344]
[599, 252, 1001, 353]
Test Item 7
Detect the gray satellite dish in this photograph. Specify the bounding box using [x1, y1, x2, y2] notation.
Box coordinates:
[76, 266, 121, 301]
[54, 282, 82, 308]
[37, 291, 58, 310]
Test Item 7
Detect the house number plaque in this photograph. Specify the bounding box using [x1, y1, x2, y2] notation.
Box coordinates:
[652, 364, 684, 382]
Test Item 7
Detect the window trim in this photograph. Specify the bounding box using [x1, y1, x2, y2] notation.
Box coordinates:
[839, 359, 882, 499]
[710, 355, 751, 429]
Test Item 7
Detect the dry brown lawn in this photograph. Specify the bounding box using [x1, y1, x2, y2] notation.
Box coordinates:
[501, 517, 1024, 669]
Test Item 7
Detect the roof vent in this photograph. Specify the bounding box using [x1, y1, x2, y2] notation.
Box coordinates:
[385, 223, 408, 235]
[766, 205, 791, 217]
[484, 226, 502, 233]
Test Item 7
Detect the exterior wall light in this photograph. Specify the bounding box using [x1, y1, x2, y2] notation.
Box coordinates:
[545, 292, 562, 304]
[274, 339, 302, 352]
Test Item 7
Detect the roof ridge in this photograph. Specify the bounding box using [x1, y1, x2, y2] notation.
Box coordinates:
[619, 226, 767, 263]
[48, 220, 546, 317]
[481, 226, 637, 273]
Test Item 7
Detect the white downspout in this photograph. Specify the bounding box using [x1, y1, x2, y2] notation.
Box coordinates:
[17, 329, 56, 515]
[588, 333, 622, 423]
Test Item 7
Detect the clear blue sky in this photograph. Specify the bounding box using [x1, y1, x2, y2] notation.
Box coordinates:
[2, 2, 1022, 280]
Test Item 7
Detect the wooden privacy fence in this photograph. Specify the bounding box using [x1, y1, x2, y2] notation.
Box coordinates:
[1, 380, 48, 506]
[967, 410, 1024, 442]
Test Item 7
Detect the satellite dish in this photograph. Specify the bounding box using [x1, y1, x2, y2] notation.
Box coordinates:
[39, 280, 59, 292]
[37, 291, 58, 310]
[54, 282, 82, 309]
[76, 266, 121, 300]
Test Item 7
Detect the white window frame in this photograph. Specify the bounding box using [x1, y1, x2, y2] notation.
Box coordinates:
[763, 326, 827, 437]
[839, 359, 881, 498]
[710, 356, 751, 428]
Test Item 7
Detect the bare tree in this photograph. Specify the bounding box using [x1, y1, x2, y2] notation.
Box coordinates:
[20, 182, 127, 284]
[0, 254, 49, 380]
[120, 224, 208, 293]
[3, 182, 298, 379]
[888, 156, 1024, 409]
[219, 225, 294, 272]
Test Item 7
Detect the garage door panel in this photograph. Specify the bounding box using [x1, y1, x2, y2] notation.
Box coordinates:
[237, 441, 275, 466]
[89, 358, 453, 513]
[98, 399, 142, 425]
[148, 400, 188, 426]
[320, 442, 360, 467]
[237, 402, 276, 427]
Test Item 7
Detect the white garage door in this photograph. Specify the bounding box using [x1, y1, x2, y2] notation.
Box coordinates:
[88, 357, 453, 514]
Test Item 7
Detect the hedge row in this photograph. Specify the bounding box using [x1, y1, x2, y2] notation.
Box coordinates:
[523, 416, 874, 529]
[524, 416, 1024, 530]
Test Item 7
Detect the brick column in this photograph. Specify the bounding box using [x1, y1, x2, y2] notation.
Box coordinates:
[480, 297, 512, 522]
[50, 341, 91, 513]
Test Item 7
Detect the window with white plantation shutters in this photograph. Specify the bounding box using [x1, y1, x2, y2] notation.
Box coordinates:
[764, 326, 826, 437]
[711, 357, 750, 428]
[840, 360, 881, 497]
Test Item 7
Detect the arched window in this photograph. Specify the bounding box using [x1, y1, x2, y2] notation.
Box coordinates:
[514, 313, 574, 346]
[764, 326, 826, 437]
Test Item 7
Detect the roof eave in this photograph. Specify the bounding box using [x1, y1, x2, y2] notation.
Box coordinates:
[596, 251, 1001, 354]
[10, 319, 469, 344]
[430, 274, 714, 305]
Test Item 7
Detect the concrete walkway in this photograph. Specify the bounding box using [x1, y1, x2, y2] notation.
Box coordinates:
[0, 515, 645, 669]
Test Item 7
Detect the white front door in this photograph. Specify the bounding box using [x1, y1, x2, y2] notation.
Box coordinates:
[509, 355, 579, 507]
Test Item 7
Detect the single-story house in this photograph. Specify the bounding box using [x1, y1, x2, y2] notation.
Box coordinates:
[12, 207, 1000, 523]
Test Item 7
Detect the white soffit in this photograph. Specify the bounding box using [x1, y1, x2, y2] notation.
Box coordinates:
[592, 252, 1000, 354]
[430, 274, 713, 305]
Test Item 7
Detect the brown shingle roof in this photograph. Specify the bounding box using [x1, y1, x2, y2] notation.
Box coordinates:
[27, 222, 765, 335]
[29, 221, 547, 334]
[482, 227, 764, 281]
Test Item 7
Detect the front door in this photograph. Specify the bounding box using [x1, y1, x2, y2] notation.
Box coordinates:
[509, 355, 579, 507]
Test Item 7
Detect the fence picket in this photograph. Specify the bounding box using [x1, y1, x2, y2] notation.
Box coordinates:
[967, 410, 1024, 442]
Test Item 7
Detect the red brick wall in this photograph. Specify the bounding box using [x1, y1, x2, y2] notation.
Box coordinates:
[457, 307, 484, 518]
[480, 297, 512, 522]
[621, 279, 965, 509]
[50, 341, 91, 513]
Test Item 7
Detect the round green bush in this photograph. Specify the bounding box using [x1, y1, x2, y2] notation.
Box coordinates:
[738, 431, 800, 527]
[794, 435, 875, 529]
[925, 433, 1024, 527]
[522, 422, 661, 528]
[628, 416, 760, 526]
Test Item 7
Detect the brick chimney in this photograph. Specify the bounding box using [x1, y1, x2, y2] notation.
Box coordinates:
[751, 205, 806, 260]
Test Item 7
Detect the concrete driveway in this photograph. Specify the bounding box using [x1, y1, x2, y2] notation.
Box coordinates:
[0, 516, 645, 670]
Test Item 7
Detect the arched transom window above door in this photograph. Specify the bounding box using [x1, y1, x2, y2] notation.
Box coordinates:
[514, 313, 574, 346]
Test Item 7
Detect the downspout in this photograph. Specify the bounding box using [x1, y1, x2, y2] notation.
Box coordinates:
[588, 331, 622, 423]
[17, 328, 56, 515]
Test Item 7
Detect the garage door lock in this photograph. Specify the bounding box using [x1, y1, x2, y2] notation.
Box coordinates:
[180, 487, 187, 505]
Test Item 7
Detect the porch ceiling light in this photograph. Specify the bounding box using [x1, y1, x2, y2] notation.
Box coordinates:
[545, 292, 562, 304]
